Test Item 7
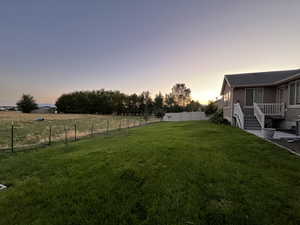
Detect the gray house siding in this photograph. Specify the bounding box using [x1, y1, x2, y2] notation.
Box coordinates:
[263, 87, 277, 103]
[222, 82, 233, 122]
[232, 86, 277, 107]
[233, 88, 245, 106]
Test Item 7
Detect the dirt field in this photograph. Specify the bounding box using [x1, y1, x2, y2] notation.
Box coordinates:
[0, 112, 156, 151]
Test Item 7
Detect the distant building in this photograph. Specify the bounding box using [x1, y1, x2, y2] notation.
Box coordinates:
[0, 106, 16, 111]
[32, 106, 57, 114]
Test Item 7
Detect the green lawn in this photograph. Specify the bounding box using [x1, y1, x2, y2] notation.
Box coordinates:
[0, 121, 300, 225]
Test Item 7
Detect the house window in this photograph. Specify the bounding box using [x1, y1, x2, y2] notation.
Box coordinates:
[245, 88, 254, 106]
[289, 80, 300, 105]
[277, 87, 284, 103]
[224, 91, 231, 106]
[254, 88, 264, 103]
[245, 88, 263, 106]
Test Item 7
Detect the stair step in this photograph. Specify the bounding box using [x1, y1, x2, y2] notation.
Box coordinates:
[245, 119, 257, 121]
[245, 123, 260, 126]
[245, 120, 260, 123]
[245, 127, 261, 130]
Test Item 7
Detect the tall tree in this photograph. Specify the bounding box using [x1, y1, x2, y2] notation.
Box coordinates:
[138, 91, 153, 119]
[127, 94, 139, 115]
[154, 92, 164, 110]
[171, 83, 191, 107]
[153, 92, 165, 118]
[16, 94, 38, 113]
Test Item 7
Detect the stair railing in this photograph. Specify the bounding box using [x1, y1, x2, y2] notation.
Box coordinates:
[253, 103, 265, 128]
[233, 103, 244, 129]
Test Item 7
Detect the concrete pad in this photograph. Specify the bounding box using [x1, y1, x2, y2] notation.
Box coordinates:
[245, 130, 300, 140]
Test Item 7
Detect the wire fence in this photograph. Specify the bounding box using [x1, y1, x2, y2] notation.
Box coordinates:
[0, 116, 160, 153]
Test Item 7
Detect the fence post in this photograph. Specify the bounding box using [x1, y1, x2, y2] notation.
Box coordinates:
[127, 118, 129, 134]
[64, 125, 68, 144]
[11, 121, 14, 153]
[91, 123, 94, 137]
[106, 120, 109, 135]
[49, 125, 52, 145]
[119, 119, 122, 131]
[74, 123, 77, 141]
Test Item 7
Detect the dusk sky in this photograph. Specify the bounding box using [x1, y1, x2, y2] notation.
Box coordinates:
[1, 0, 300, 105]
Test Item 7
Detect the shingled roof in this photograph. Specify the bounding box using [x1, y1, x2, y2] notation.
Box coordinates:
[221, 68, 300, 94]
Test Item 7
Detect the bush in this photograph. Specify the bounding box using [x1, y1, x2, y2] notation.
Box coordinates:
[209, 110, 230, 125]
[204, 101, 217, 116]
[154, 109, 165, 119]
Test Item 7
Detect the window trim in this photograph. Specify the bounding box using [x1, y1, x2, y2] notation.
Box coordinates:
[288, 80, 300, 106]
[296, 81, 300, 105]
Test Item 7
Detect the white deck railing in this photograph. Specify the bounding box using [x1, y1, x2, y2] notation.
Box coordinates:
[255, 103, 285, 117]
[233, 103, 244, 129]
[253, 103, 285, 128]
[253, 103, 265, 128]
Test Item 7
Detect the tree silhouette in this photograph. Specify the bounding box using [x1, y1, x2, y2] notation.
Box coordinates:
[16, 94, 38, 113]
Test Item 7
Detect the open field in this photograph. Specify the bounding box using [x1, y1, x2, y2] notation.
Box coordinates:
[0, 111, 155, 150]
[0, 121, 300, 225]
[0, 111, 112, 121]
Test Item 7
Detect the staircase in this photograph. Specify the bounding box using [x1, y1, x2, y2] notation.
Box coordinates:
[244, 108, 261, 130]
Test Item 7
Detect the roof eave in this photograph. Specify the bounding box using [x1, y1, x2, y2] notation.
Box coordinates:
[220, 76, 231, 95]
[229, 73, 300, 89]
[273, 73, 300, 85]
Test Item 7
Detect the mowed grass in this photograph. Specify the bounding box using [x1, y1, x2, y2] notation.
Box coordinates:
[0, 121, 300, 225]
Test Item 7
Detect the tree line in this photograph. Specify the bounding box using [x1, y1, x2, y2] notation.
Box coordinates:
[15, 84, 204, 116]
[55, 89, 202, 117]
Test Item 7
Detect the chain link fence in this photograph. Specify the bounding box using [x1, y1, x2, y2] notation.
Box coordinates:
[0, 116, 160, 153]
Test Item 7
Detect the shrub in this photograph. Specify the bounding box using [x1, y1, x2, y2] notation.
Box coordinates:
[204, 101, 217, 116]
[209, 110, 230, 125]
[154, 109, 165, 119]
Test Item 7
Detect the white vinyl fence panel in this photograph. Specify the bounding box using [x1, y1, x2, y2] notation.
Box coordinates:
[163, 112, 208, 121]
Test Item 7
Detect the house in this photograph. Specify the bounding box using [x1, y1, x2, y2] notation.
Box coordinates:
[220, 68, 300, 132]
